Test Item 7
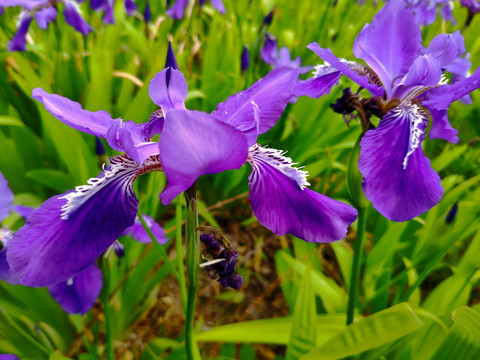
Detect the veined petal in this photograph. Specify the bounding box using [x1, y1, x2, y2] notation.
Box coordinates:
[166, 0, 188, 19]
[352, 0, 422, 97]
[122, 215, 168, 244]
[0, 229, 21, 285]
[426, 107, 459, 143]
[211, 67, 299, 139]
[0, 173, 14, 223]
[160, 109, 248, 205]
[148, 68, 187, 115]
[7, 154, 162, 286]
[32, 88, 114, 138]
[248, 144, 357, 243]
[35, 7, 57, 29]
[358, 105, 443, 221]
[48, 263, 102, 315]
[63, 2, 93, 36]
[307, 43, 383, 97]
[293, 64, 341, 99]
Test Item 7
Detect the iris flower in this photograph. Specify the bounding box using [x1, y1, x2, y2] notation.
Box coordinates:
[3, 0, 93, 51]
[87, 0, 138, 24]
[7, 45, 356, 288]
[303, 0, 480, 221]
[261, 33, 312, 74]
[403, 0, 455, 25]
[166, 0, 225, 19]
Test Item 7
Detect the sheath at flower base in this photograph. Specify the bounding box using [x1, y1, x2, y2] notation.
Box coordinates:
[302, 0, 480, 222]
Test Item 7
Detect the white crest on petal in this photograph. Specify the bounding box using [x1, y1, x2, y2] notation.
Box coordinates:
[59, 154, 162, 220]
[248, 144, 310, 190]
[0, 227, 13, 247]
[399, 104, 428, 170]
[313, 63, 338, 78]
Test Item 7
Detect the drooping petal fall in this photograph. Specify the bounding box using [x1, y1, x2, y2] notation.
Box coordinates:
[48, 263, 103, 315]
[7, 154, 161, 286]
[358, 105, 443, 221]
[63, 2, 93, 36]
[248, 145, 358, 243]
[0, 173, 14, 223]
[7, 14, 32, 52]
[35, 7, 57, 29]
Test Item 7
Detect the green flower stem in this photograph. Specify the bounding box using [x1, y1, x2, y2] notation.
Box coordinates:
[101, 261, 114, 360]
[185, 184, 201, 360]
[138, 213, 180, 279]
[176, 196, 188, 311]
[346, 206, 367, 325]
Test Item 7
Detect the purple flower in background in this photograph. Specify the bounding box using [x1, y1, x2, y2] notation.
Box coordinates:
[304, 0, 480, 221]
[121, 214, 168, 244]
[166, 0, 225, 19]
[2, 0, 93, 51]
[48, 263, 103, 315]
[143, 0, 151, 23]
[89, 0, 138, 24]
[0, 355, 20, 360]
[404, 0, 455, 25]
[461, 0, 480, 12]
[261, 33, 312, 74]
[200, 234, 243, 289]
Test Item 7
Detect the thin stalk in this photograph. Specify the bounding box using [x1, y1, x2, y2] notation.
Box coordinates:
[176, 196, 188, 311]
[102, 261, 114, 360]
[137, 213, 180, 279]
[185, 184, 201, 360]
[346, 207, 367, 325]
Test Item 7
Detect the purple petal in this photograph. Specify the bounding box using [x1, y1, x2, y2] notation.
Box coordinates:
[35, 7, 57, 29]
[166, 0, 188, 19]
[90, 0, 106, 10]
[293, 65, 341, 99]
[352, 0, 422, 97]
[427, 32, 464, 69]
[32, 88, 114, 138]
[63, 3, 93, 36]
[122, 215, 168, 244]
[6, 154, 155, 286]
[124, 0, 138, 15]
[397, 55, 442, 88]
[307, 43, 383, 97]
[159, 109, 248, 205]
[7, 14, 33, 52]
[0, 173, 14, 223]
[0, 246, 21, 285]
[248, 145, 357, 242]
[48, 263, 103, 315]
[422, 66, 480, 109]
[106, 120, 153, 164]
[358, 105, 443, 221]
[103, 1, 116, 24]
[211, 67, 299, 140]
[426, 107, 459, 143]
[210, 0, 226, 13]
[13, 204, 34, 218]
[0, 354, 20, 360]
[1, 0, 39, 10]
[260, 33, 278, 66]
[148, 68, 187, 115]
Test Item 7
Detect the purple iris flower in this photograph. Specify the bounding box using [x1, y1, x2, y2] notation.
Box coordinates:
[260, 33, 312, 75]
[7, 45, 356, 288]
[303, 0, 480, 221]
[48, 262, 103, 315]
[241, 46, 250, 73]
[461, 0, 480, 12]
[3, 0, 93, 51]
[166, 0, 225, 19]
[89, 0, 137, 24]
[121, 214, 168, 244]
[0, 355, 20, 360]
[403, 0, 455, 25]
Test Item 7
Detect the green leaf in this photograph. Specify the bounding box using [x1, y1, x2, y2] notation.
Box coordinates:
[286, 263, 317, 360]
[430, 307, 480, 360]
[196, 315, 345, 344]
[346, 134, 369, 208]
[0, 116, 24, 126]
[300, 303, 423, 360]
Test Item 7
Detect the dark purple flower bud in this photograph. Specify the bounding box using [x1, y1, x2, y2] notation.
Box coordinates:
[200, 234, 221, 254]
[90, 0, 105, 11]
[125, 0, 138, 16]
[263, 9, 274, 25]
[165, 42, 179, 70]
[143, 0, 151, 23]
[445, 203, 458, 224]
[95, 137, 106, 156]
[241, 46, 250, 73]
[63, 3, 94, 36]
[219, 273, 243, 289]
[7, 14, 33, 52]
[199, 0, 207, 5]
